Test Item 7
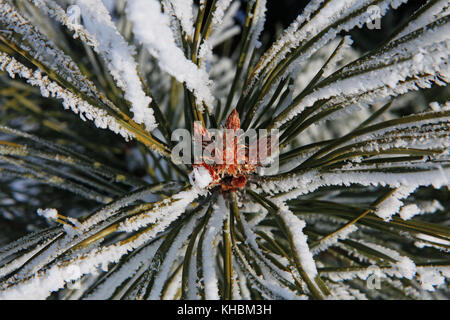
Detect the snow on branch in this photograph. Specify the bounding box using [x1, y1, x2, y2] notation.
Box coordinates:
[240, 215, 298, 291]
[208, 1, 241, 48]
[417, 266, 450, 291]
[84, 238, 163, 299]
[312, 225, 358, 255]
[0, 185, 180, 298]
[274, 18, 450, 127]
[323, 264, 450, 294]
[247, 0, 325, 92]
[148, 207, 207, 299]
[232, 236, 302, 299]
[0, 227, 61, 263]
[0, 1, 99, 97]
[375, 186, 417, 221]
[322, 241, 418, 284]
[248, 0, 267, 52]
[247, 0, 409, 95]
[0, 228, 149, 299]
[393, 0, 449, 40]
[30, 0, 98, 46]
[127, 0, 215, 111]
[202, 195, 227, 299]
[198, 0, 233, 69]
[0, 187, 203, 300]
[361, 241, 417, 279]
[169, 0, 195, 38]
[399, 199, 444, 220]
[117, 187, 204, 233]
[277, 207, 318, 280]
[78, 185, 178, 231]
[260, 166, 450, 202]
[75, 0, 156, 132]
[1, 185, 181, 282]
[0, 52, 133, 140]
[0, 232, 62, 279]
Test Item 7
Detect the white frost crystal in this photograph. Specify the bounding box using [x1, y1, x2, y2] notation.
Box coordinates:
[189, 166, 213, 189]
[36, 208, 58, 220]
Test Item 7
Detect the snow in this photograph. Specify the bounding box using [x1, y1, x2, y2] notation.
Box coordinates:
[149, 207, 207, 299]
[246, 0, 325, 93]
[36, 208, 58, 220]
[375, 186, 417, 221]
[75, 0, 156, 132]
[260, 166, 450, 203]
[0, 184, 205, 299]
[170, 0, 195, 37]
[1, 0, 448, 300]
[328, 282, 367, 300]
[394, 257, 417, 280]
[415, 233, 450, 249]
[324, 241, 419, 284]
[118, 188, 203, 233]
[418, 200, 444, 214]
[0, 227, 61, 262]
[102, 0, 116, 13]
[312, 224, 358, 255]
[202, 195, 227, 299]
[398, 204, 421, 220]
[187, 238, 200, 299]
[76, 187, 156, 231]
[273, 4, 449, 128]
[394, 0, 449, 40]
[0, 193, 200, 299]
[208, 2, 241, 47]
[0, 236, 57, 278]
[189, 166, 213, 189]
[417, 268, 446, 291]
[0, 52, 134, 140]
[0, 0, 100, 97]
[322, 36, 354, 78]
[235, 201, 295, 292]
[66, 5, 81, 26]
[236, 267, 251, 299]
[197, 0, 232, 70]
[231, 267, 242, 299]
[248, 0, 409, 98]
[277, 209, 318, 279]
[212, 0, 233, 27]
[399, 200, 444, 228]
[127, 0, 215, 111]
[249, 0, 267, 50]
[361, 241, 417, 280]
[30, 0, 98, 46]
[233, 243, 304, 299]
